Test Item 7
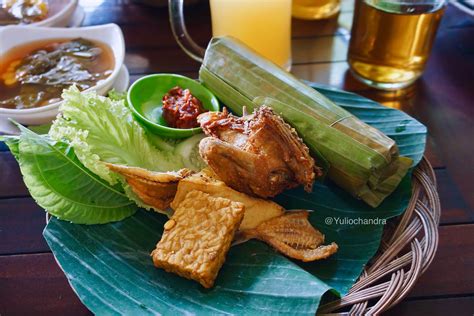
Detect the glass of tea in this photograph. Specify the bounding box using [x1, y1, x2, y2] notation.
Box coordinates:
[292, 0, 341, 20]
[168, 0, 292, 70]
[348, 0, 446, 90]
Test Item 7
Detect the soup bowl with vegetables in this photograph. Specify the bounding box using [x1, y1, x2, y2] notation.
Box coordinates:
[0, 23, 125, 124]
[0, 0, 78, 28]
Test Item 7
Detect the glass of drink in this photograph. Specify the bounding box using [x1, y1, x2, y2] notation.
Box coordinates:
[348, 0, 446, 90]
[169, 0, 292, 70]
[292, 0, 341, 20]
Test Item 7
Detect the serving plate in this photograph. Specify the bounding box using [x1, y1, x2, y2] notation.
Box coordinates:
[42, 82, 434, 315]
[0, 23, 125, 125]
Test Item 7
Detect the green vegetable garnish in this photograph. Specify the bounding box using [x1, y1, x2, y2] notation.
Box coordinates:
[48, 86, 206, 216]
[4, 125, 137, 224]
[50, 86, 180, 185]
[3, 86, 207, 223]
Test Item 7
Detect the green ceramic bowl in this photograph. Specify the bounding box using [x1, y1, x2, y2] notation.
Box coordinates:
[127, 74, 220, 138]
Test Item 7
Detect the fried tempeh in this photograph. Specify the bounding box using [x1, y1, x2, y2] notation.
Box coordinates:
[171, 168, 284, 231]
[152, 190, 245, 288]
[105, 163, 193, 210]
[240, 211, 338, 262]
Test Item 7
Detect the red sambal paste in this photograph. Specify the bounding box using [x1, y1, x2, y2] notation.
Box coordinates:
[162, 86, 207, 129]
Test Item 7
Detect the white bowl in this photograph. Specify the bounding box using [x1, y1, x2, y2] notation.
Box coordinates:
[0, 24, 125, 125]
[0, 0, 78, 28]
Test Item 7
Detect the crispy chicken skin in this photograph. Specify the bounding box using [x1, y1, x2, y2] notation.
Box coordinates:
[240, 211, 338, 262]
[105, 163, 193, 210]
[198, 106, 321, 198]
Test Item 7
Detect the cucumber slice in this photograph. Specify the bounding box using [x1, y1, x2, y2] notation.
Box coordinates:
[175, 133, 207, 171]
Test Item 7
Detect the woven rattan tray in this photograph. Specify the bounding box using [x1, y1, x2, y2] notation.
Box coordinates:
[319, 157, 440, 315]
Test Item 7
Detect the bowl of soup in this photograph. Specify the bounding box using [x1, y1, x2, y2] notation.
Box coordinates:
[0, 23, 125, 124]
[0, 0, 78, 28]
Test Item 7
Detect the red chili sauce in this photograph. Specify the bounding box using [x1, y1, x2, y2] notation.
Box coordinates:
[162, 86, 207, 129]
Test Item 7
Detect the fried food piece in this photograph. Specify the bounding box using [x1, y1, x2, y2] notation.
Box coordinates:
[105, 163, 193, 210]
[171, 168, 284, 231]
[241, 211, 338, 262]
[152, 190, 245, 288]
[198, 106, 321, 198]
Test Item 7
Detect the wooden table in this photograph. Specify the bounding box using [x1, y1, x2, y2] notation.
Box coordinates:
[1, 1, 473, 315]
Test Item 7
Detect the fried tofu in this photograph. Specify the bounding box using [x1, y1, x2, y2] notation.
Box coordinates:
[152, 190, 244, 288]
[172, 168, 284, 231]
[105, 163, 193, 210]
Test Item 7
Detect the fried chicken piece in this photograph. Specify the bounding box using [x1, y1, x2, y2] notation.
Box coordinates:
[240, 211, 338, 262]
[198, 106, 321, 198]
[152, 190, 245, 288]
[105, 163, 193, 210]
[172, 168, 284, 231]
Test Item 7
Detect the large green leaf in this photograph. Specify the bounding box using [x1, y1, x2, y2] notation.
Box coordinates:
[275, 174, 411, 294]
[45, 211, 331, 315]
[43, 83, 426, 314]
[14, 126, 137, 224]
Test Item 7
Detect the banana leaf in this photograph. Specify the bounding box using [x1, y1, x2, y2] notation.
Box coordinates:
[43, 81, 426, 315]
[199, 36, 418, 207]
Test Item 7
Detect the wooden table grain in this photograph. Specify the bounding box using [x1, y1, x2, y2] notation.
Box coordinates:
[1, 1, 473, 315]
